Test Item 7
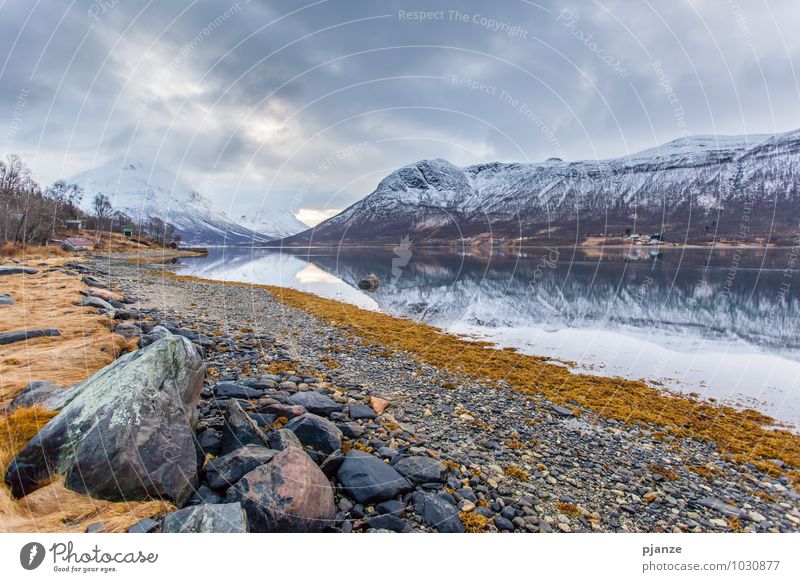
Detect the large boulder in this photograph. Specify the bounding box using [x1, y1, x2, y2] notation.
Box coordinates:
[228, 447, 335, 532]
[336, 450, 413, 504]
[392, 455, 445, 484]
[220, 400, 271, 455]
[287, 391, 340, 416]
[204, 445, 277, 491]
[161, 503, 248, 533]
[284, 413, 342, 455]
[5, 337, 205, 505]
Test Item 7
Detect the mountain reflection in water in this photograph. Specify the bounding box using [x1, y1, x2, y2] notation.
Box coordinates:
[178, 245, 800, 425]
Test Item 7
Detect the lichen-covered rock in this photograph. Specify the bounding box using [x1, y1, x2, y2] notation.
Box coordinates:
[228, 447, 335, 532]
[5, 337, 205, 505]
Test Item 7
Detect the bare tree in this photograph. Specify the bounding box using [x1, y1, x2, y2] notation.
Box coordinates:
[45, 180, 83, 236]
[92, 193, 113, 241]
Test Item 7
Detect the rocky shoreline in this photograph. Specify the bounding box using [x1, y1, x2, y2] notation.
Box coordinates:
[4, 255, 800, 533]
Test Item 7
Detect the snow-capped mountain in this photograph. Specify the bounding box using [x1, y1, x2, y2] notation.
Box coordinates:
[235, 207, 308, 241]
[69, 160, 300, 244]
[285, 128, 800, 245]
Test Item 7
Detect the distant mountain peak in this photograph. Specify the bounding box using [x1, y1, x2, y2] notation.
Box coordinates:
[68, 159, 305, 244]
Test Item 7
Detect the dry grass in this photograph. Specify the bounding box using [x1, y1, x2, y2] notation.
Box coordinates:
[0, 406, 173, 532]
[94, 232, 157, 253]
[0, 257, 130, 404]
[503, 465, 529, 481]
[0, 242, 68, 259]
[0, 254, 169, 532]
[459, 511, 488, 532]
[650, 464, 680, 481]
[157, 273, 800, 481]
[556, 502, 582, 517]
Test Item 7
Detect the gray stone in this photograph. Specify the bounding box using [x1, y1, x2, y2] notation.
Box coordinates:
[550, 404, 575, 417]
[393, 455, 445, 484]
[418, 493, 464, 533]
[319, 449, 346, 478]
[691, 497, 745, 518]
[267, 428, 302, 451]
[113, 322, 142, 339]
[197, 429, 222, 456]
[0, 266, 38, 275]
[349, 404, 377, 420]
[204, 445, 277, 491]
[337, 422, 365, 438]
[260, 402, 305, 418]
[228, 447, 335, 532]
[0, 328, 61, 345]
[137, 325, 172, 348]
[161, 503, 248, 533]
[127, 517, 159, 533]
[5, 337, 205, 505]
[214, 382, 263, 399]
[287, 391, 341, 416]
[220, 400, 271, 455]
[9, 380, 63, 410]
[79, 296, 114, 311]
[336, 450, 413, 504]
[376, 499, 406, 515]
[284, 413, 343, 455]
[82, 275, 108, 288]
[367, 514, 409, 532]
[0, 293, 15, 305]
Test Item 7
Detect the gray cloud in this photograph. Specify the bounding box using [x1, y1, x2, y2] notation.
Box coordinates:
[1, 0, 798, 215]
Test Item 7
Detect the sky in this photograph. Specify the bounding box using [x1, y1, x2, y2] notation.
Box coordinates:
[1, 0, 799, 226]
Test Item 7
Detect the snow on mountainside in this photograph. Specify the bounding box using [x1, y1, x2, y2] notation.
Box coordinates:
[285, 128, 800, 245]
[235, 207, 308, 240]
[69, 160, 300, 244]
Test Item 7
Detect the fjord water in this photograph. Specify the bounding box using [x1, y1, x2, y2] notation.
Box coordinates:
[178, 246, 800, 426]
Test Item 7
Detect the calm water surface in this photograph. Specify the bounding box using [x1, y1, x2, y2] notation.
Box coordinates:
[177, 246, 800, 426]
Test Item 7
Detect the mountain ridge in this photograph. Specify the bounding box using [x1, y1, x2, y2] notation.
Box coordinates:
[283, 128, 800, 245]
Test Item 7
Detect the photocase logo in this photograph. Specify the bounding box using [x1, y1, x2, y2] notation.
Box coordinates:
[19, 542, 46, 570]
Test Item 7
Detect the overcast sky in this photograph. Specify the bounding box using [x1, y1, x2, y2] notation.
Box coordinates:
[1, 0, 799, 224]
